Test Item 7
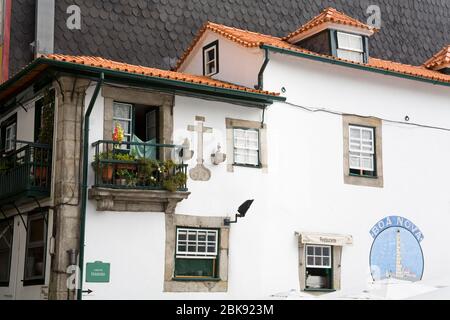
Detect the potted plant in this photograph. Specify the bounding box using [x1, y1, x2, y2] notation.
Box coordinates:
[160, 160, 188, 192]
[93, 151, 114, 184]
[116, 169, 128, 186]
[137, 158, 159, 186]
[114, 152, 137, 171]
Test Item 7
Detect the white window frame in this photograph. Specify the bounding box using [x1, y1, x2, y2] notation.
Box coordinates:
[349, 125, 375, 172]
[203, 43, 218, 76]
[112, 102, 133, 144]
[5, 122, 16, 152]
[233, 128, 260, 166]
[336, 32, 364, 63]
[23, 213, 47, 281]
[176, 228, 218, 259]
[305, 245, 332, 269]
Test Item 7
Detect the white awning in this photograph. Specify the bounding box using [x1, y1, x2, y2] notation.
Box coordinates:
[295, 231, 353, 246]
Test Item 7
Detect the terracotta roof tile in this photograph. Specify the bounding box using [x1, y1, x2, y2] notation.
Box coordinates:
[284, 7, 377, 42]
[43, 54, 280, 97]
[423, 45, 450, 70]
[175, 20, 450, 85]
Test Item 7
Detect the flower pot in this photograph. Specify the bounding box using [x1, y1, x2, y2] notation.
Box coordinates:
[35, 166, 48, 186]
[116, 163, 136, 171]
[100, 165, 114, 184]
[116, 178, 127, 186]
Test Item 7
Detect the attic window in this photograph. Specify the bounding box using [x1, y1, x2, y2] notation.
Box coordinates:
[203, 40, 219, 76]
[336, 32, 364, 63]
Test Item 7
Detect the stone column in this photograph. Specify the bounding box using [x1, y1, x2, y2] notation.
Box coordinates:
[48, 76, 90, 300]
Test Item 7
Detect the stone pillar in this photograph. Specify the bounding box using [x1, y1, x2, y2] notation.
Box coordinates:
[48, 76, 90, 300]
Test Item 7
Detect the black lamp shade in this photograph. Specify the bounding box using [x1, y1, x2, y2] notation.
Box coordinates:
[238, 200, 254, 217]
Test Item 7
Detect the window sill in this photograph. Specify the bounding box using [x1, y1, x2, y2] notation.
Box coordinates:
[233, 164, 262, 169]
[22, 279, 45, 287]
[349, 173, 378, 179]
[304, 288, 336, 293]
[172, 277, 221, 282]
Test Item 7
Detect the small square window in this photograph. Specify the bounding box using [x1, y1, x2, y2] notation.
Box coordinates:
[233, 128, 260, 167]
[203, 41, 219, 76]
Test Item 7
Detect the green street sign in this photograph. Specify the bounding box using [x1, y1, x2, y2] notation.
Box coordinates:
[86, 261, 110, 283]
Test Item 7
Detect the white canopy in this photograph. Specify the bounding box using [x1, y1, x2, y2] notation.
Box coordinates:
[295, 231, 353, 246]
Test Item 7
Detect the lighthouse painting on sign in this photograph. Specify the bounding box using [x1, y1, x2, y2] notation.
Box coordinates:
[369, 216, 424, 282]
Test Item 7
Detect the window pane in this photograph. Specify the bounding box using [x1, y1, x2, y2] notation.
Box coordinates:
[307, 246, 314, 255]
[198, 246, 206, 253]
[187, 245, 196, 252]
[315, 257, 322, 266]
[337, 49, 364, 63]
[323, 257, 330, 266]
[307, 256, 314, 266]
[350, 128, 360, 138]
[0, 252, 10, 282]
[314, 247, 322, 255]
[25, 246, 45, 278]
[207, 49, 215, 62]
[29, 217, 45, 243]
[322, 247, 330, 256]
[175, 258, 215, 278]
[113, 103, 132, 119]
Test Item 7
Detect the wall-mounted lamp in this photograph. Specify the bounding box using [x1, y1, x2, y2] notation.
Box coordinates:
[224, 200, 254, 226]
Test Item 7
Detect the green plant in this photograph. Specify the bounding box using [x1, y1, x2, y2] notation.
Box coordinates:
[163, 171, 188, 192]
[38, 89, 55, 145]
[113, 152, 136, 161]
[137, 158, 159, 185]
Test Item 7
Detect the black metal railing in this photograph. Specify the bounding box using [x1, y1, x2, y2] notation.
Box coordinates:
[0, 141, 52, 203]
[91, 140, 188, 192]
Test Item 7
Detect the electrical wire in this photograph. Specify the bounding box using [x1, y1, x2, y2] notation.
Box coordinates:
[282, 100, 450, 133]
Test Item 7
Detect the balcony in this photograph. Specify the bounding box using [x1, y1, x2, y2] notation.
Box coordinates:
[0, 141, 52, 206]
[88, 140, 190, 213]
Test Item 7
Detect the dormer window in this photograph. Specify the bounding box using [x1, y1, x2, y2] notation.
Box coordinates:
[336, 32, 364, 63]
[203, 40, 219, 76]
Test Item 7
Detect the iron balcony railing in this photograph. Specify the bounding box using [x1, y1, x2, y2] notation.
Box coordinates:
[91, 140, 188, 192]
[0, 141, 52, 204]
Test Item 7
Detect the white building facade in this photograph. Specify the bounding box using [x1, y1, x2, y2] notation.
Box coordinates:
[0, 8, 449, 300]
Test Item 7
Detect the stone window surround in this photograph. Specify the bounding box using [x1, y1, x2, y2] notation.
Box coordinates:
[164, 214, 229, 293]
[225, 118, 268, 173]
[343, 115, 383, 188]
[298, 244, 342, 292]
[102, 85, 174, 151]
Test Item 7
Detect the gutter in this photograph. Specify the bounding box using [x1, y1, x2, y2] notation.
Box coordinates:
[77, 73, 104, 300]
[261, 44, 450, 88]
[256, 47, 270, 90]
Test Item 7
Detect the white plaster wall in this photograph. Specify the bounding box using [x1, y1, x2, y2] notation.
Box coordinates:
[81, 55, 450, 299]
[179, 31, 264, 89]
[0, 100, 36, 143]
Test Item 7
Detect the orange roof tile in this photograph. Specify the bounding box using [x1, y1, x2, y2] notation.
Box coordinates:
[284, 7, 377, 42]
[175, 21, 450, 85]
[43, 54, 280, 97]
[423, 45, 450, 70]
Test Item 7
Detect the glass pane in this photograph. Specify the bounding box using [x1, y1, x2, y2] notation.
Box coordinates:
[307, 246, 314, 255]
[198, 232, 206, 242]
[178, 232, 186, 241]
[362, 129, 373, 140]
[113, 103, 131, 119]
[314, 247, 322, 255]
[350, 156, 360, 168]
[175, 258, 214, 278]
[350, 128, 360, 138]
[323, 257, 330, 266]
[198, 246, 206, 253]
[113, 120, 131, 135]
[29, 217, 45, 243]
[188, 232, 196, 241]
[207, 245, 215, 253]
[187, 245, 196, 253]
[0, 252, 10, 281]
[178, 245, 186, 252]
[25, 246, 45, 278]
[337, 49, 364, 63]
[207, 233, 216, 242]
[207, 49, 215, 61]
[322, 247, 330, 257]
[315, 257, 322, 266]
[307, 257, 314, 266]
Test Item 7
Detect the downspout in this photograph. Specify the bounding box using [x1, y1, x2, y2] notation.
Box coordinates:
[77, 73, 104, 300]
[256, 47, 270, 90]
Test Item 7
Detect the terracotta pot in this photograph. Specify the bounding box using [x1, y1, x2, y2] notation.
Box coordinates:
[100, 165, 114, 183]
[35, 166, 48, 185]
[116, 163, 137, 171]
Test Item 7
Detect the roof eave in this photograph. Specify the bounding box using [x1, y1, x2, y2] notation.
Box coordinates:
[1, 58, 285, 107]
[261, 44, 450, 88]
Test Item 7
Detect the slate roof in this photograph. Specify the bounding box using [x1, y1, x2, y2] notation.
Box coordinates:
[9, 0, 450, 76]
[176, 22, 450, 84]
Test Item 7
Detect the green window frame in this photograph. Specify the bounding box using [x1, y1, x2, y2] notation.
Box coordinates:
[174, 227, 220, 280]
[23, 212, 48, 286]
[0, 218, 13, 287]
